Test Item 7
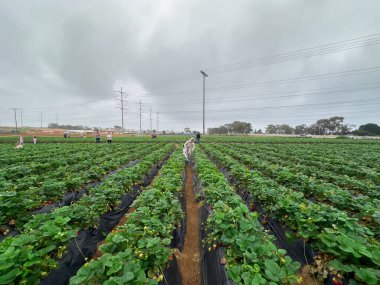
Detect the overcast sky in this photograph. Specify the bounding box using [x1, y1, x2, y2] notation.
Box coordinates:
[0, 0, 379, 132]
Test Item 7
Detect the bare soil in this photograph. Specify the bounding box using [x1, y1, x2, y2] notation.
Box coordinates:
[297, 265, 322, 285]
[175, 164, 201, 285]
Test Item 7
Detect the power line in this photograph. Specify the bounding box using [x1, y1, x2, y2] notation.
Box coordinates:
[159, 97, 380, 114]
[6, 65, 380, 118]
[206, 33, 380, 70]
[204, 34, 380, 75]
[125, 33, 380, 94]
[202, 66, 380, 93]
[125, 65, 380, 98]
[148, 83, 380, 106]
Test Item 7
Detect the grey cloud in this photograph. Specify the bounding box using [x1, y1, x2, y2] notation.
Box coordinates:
[0, 0, 379, 131]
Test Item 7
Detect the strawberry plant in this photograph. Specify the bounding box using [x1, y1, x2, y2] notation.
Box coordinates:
[194, 149, 301, 284]
[0, 144, 175, 284]
[202, 144, 380, 284]
[70, 150, 185, 284]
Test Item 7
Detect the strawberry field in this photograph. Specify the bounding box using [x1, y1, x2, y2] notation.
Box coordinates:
[0, 137, 379, 284]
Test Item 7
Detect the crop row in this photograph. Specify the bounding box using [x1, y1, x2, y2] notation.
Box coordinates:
[202, 144, 380, 285]
[0, 144, 174, 285]
[264, 143, 380, 171]
[218, 143, 380, 232]
[0, 143, 162, 228]
[0, 144, 143, 181]
[0, 144, 85, 167]
[242, 144, 380, 199]
[70, 149, 185, 284]
[193, 149, 301, 284]
[252, 143, 380, 180]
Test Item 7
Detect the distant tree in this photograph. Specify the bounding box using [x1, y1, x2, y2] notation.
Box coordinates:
[305, 123, 317, 135]
[226, 121, 252, 134]
[352, 129, 377, 136]
[219, 125, 229, 134]
[48, 123, 90, 130]
[114, 125, 122, 130]
[279, 124, 294, 134]
[208, 127, 219, 134]
[295, 124, 307, 135]
[208, 121, 251, 134]
[184, 127, 191, 135]
[315, 119, 330, 135]
[306, 117, 351, 135]
[48, 123, 58, 129]
[265, 124, 277, 134]
[358, 123, 380, 135]
[257, 129, 263, 134]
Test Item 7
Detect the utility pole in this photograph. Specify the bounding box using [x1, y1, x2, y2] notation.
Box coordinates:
[40, 112, 43, 128]
[156, 112, 159, 134]
[200, 70, 208, 135]
[115, 86, 127, 133]
[149, 107, 152, 133]
[139, 100, 142, 134]
[55, 114, 59, 125]
[11, 108, 18, 133]
[20, 108, 23, 128]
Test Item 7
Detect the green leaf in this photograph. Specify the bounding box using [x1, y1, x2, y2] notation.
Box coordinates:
[0, 268, 21, 284]
[106, 259, 123, 275]
[38, 244, 56, 256]
[354, 268, 378, 285]
[264, 259, 281, 281]
[239, 220, 253, 231]
[329, 259, 353, 273]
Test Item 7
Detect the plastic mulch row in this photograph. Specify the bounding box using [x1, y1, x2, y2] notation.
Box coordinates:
[192, 165, 233, 285]
[40, 156, 176, 285]
[0, 160, 141, 242]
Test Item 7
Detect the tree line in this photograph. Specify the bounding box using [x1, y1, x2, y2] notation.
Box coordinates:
[208, 121, 252, 134]
[266, 116, 352, 135]
[207, 117, 380, 136]
[48, 123, 91, 130]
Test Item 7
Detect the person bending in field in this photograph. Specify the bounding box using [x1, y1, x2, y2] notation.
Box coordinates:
[183, 138, 195, 163]
[15, 142, 23, 149]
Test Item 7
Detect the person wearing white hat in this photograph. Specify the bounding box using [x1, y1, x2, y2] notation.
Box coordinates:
[183, 138, 195, 163]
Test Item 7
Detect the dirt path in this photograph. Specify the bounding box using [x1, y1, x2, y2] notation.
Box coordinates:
[298, 265, 322, 285]
[176, 164, 201, 285]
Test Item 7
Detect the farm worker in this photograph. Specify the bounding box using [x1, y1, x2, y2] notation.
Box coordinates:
[196, 132, 201, 144]
[106, 133, 112, 144]
[15, 142, 23, 149]
[19, 135, 24, 145]
[95, 130, 101, 143]
[183, 138, 195, 163]
[32, 136, 37, 144]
